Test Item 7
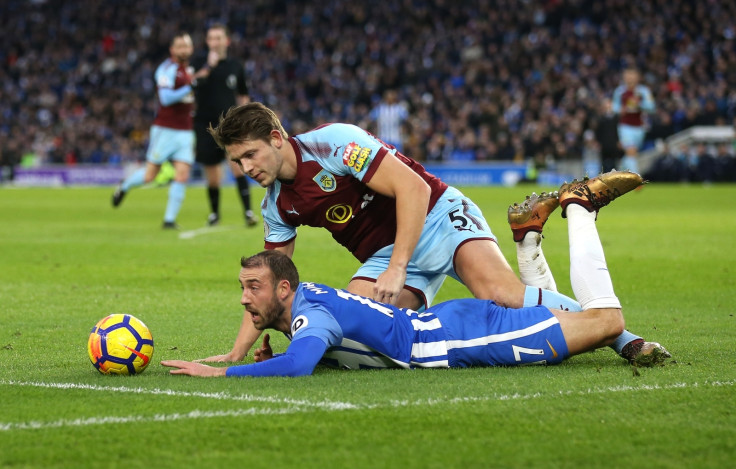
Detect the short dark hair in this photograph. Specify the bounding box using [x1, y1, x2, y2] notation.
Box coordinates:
[240, 251, 299, 291]
[170, 32, 191, 47]
[208, 102, 288, 149]
[208, 23, 230, 37]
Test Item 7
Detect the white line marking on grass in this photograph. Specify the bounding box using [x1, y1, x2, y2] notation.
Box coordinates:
[178, 225, 238, 240]
[0, 408, 303, 431]
[0, 380, 360, 410]
[1, 379, 733, 431]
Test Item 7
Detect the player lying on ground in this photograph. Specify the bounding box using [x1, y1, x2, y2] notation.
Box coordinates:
[161, 185, 671, 377]
[198, 103, 663, 366]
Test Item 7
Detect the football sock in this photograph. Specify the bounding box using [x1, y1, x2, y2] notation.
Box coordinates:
[208, 186, 220, 215]
[121, 168, 146, 191]
[612, 330, 643, 355]
[235, 175, 252, 211]
[523, 286, 582, 312]
[566, 204, 640, 355]
[620, 155, 639, 173]
[567, 204, 621, 310]
[164, 181, 186, 223]
[516, 232, 558, 292]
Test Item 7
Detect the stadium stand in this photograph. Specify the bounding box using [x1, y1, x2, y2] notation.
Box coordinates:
[1, 0, 734, 181]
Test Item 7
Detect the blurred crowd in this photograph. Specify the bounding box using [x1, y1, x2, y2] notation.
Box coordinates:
[1, 0, 736, 175]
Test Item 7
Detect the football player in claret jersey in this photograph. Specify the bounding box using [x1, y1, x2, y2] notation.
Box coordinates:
[161, 191, 670, 378]
[194, 103, 666, 367]
[112, 33, 210, 229]
[612, 68, 656, 174]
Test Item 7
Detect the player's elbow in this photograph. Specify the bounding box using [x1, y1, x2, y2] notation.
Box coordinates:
[410, 176, 431, 206]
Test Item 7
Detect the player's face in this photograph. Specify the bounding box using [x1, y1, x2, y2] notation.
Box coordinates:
[239, 266, 285, 330]
[227, 136, 283, 187]
[170, 35, 194, 63]
[206, 28, 229, 57]
[623, 70, 639, 88]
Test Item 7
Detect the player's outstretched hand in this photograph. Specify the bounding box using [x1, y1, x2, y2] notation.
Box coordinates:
[254, 334, 273, 363]
[373, 265, 407, 305]
[161, 360, 227, 377]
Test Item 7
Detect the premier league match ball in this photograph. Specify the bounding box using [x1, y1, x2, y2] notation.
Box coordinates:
[88, 314, 154, 375]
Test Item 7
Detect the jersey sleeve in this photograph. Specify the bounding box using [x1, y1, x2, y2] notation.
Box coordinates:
[638, 85, 655, 112]
[262, 183, 297, 247]
[289, 306, 343, 347]
[225, 336, 327, 377]
[155, 63, 192, 106]
[306, 123, 389, 184]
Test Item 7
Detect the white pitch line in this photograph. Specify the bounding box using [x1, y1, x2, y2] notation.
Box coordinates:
[0, 407, 304, 431]
[178, 225, 239, 240]
[0, 379, 733, 432]
[0, 380, 361, 410]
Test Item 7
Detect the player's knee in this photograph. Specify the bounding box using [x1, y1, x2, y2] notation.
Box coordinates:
[599, 308, 625, 343]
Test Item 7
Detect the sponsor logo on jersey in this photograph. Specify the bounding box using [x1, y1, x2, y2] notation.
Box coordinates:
[341, 142, 372, 172]
[313, 169, 337, 192]
[291, 315, 309, 335]
[325, 203, 353, 224]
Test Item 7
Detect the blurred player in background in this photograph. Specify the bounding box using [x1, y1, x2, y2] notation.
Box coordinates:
[612, 68, 656, 173]
[162, 191, 670, 378]
[192, 23, 257, 227]
[112, 33, 208, 229]
[369, 89, 409, 152]
[194, 102, 664, 366]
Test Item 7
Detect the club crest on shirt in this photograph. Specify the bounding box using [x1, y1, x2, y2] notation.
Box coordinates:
[341, 142, 372, 172]
[291, 315, 309, 335]
[313, 169, 337, 192]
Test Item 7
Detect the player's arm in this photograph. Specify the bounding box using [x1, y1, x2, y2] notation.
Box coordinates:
[271, 239, 295, 258]
[365, 153, 431, 304]
[162, 336, 327, 378]
[194, 311, 262, 363]
[158, 86, 194, 106]
[639, 86, 655, 113]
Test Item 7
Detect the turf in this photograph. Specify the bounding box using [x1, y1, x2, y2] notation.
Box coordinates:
[1, 183, 735, 468]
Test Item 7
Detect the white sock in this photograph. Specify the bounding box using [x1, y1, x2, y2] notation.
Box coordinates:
[567, 204, 621, 309]
[516, 232, 558, 291]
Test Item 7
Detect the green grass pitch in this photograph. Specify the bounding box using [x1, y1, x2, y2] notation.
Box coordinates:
[1, 183, 735, 468]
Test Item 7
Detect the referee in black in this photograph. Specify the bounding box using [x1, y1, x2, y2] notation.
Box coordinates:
[192, 23, 257, 227]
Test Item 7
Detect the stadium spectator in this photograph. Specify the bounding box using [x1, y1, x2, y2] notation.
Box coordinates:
[368, 89, 409, 152]
[715, 142, 736, 182]
[161, 194, 670, 378]
[644, 141, 688, 183]
[689, 142, 717, 183]
[111, 33, 208, 229]
[191, 23, 258, 228]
